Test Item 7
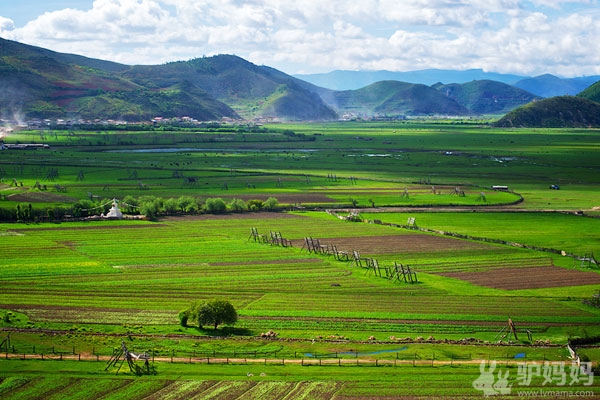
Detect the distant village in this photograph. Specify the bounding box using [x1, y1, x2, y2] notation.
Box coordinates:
[0, 113, 424, 133]
[0, 116, 238, 130]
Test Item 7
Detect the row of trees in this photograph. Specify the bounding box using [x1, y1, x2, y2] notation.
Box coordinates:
[0, 196, 279, 222]
[119, 195, 279, 219]
[179, 299, 238, 330]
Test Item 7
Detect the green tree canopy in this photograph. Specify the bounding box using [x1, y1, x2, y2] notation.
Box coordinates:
[181, 298, 238, 330]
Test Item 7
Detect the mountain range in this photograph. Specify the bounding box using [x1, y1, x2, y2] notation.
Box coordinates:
[0, 37, 599, 124]
[295, 70, 600, 98]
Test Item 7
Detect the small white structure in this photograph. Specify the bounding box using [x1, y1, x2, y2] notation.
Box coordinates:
[103, 199, 123, 219]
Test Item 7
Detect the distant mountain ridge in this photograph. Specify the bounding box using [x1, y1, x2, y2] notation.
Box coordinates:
[432, 80, 540, 115]
[514, 74, 600, 98]
[296, 69, 600, 98]
[294, 69, 526, 90]
[324, 81, 470, 117]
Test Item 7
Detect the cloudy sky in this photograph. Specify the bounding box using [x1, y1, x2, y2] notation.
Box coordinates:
[0, 0, 599, 77]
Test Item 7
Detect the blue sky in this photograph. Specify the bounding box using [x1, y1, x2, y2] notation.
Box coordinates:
[1, 0, 599, 77]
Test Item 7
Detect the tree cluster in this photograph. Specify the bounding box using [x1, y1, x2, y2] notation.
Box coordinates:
[0, 196, 279, 222]
[179, 298, 238, 330]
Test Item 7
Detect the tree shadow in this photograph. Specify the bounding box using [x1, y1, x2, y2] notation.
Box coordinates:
[197, 326, 254, 337]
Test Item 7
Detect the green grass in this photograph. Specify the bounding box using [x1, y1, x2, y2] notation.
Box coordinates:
[3, 123, 599, 210]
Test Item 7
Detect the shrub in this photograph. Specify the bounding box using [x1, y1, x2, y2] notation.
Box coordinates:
[205, 198, 227, 214]
[178, 309, 189, 327]
[247, 199, 264, 211]
[228, 198, 247, 213]
[264, 197, 279, 211]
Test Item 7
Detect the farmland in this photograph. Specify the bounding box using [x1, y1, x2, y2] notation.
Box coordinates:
[0, 121, 599, 398]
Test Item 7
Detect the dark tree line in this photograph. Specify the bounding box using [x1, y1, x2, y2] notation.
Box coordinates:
[0, 196, 279, 222]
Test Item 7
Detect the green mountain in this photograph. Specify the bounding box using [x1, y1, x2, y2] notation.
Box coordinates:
[327, 80, 470, 117]
[120, 55, 337, 120]
[432, 80, 540, 115]
[0, 38, 239, 122]
[577, 80, 600, 103]
[0, 38, 338, 121]
[494, 96, 600, 128]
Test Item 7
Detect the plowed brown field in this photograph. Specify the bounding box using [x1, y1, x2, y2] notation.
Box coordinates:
[439, 266, 600, 290]
[291, 234, 494, 255]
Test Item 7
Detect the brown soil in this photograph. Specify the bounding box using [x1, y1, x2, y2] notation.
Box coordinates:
[7, 191, 76, 203]
[439, 266, 600, 290]
[290, 234, 492, 255]
[164, 212, 308, 221]
[234, 193, 336, 203]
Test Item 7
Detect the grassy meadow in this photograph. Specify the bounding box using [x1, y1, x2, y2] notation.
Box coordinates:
[0, 121, 599, 398]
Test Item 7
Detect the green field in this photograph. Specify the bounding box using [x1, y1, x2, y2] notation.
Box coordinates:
[1, 121, 599, 398]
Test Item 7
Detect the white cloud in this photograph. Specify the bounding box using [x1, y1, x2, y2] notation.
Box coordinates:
[0, 16, 14, 31]
[0, 0, 599, 76]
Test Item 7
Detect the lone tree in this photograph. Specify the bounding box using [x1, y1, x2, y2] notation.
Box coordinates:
[179, 298, 238, 330]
